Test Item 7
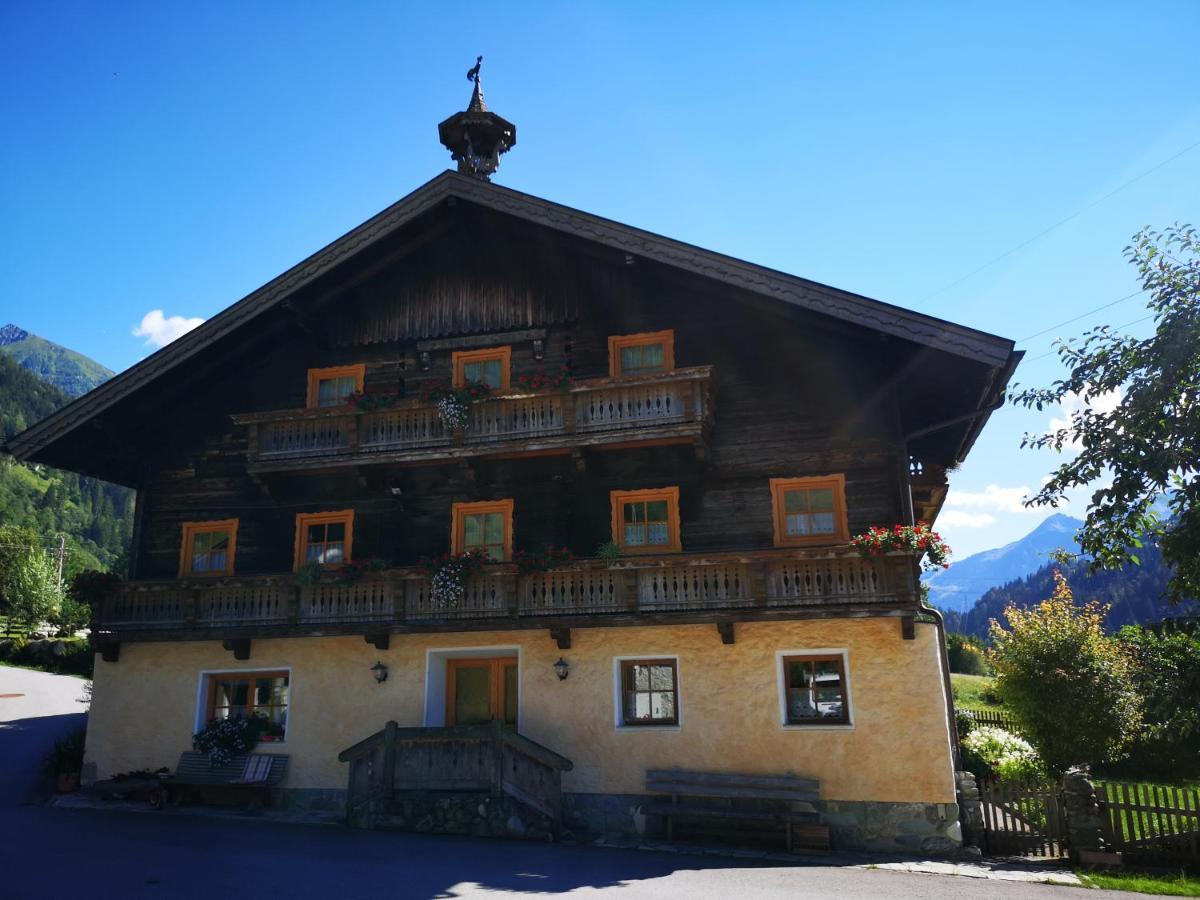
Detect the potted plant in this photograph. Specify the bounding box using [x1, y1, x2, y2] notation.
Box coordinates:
[417, 380, 491, 439]
[596, 541, 622, 568]
[43, 727, 87, 792]
[515, 365, 573, 392]
[419, 550, 491, 610]
[514, 544, 575, 575]
[849, 521, 951, 571]
[192, 714, 268, 766]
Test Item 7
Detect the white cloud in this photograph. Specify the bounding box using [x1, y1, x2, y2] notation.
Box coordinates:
[937, 510, 997, 528]
[132, 309, 204, 348]
[1048, 385, 1123, 450]
[944, 484, 1038, 514]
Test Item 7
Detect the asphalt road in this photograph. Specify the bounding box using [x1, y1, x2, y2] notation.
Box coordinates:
[0, 667, 1139, 899]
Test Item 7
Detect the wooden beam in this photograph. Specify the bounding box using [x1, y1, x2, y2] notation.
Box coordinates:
[365, 632, 390, 651]
[417, 328, 546, 353]
[901, 616, 916, 640]
[550, 627, 571, 650]
[222, 638, 251, 660]
[717, 621, 735, 644]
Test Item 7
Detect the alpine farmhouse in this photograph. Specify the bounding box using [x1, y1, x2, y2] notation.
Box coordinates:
[6, 72, 1020, 853]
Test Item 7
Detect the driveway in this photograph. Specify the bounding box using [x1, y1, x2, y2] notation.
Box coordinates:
[0, 668, 1137, 899]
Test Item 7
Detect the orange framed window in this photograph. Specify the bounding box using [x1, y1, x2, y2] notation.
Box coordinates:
[294, 510, 355, 569]
[306, 364, 365, 408]
[205, 671, 289, 741]
[769, 475, 849, 547]
[451, 346, 511, 391]
[451, 499, 514, 561]
[179, 519, 238, 577]
[607, 330, 675, 377]
[610, 487, 681, 554]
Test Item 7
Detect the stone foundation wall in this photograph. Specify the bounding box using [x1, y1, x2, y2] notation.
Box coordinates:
[563, 792, 962, 855]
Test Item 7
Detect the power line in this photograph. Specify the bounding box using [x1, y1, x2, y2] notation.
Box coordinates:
[1016, 289, 1146, 343]
[1025, 314, 1156, 363]
[923, 137, 1200, 302]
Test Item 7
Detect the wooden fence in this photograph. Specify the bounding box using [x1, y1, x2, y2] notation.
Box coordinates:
[964, 708, 1021, 733]
[1096, 781, 1200, 866]
[979, 777, 1068, 859]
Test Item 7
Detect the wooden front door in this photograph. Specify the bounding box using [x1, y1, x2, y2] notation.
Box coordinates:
[446, 658, 518, 726]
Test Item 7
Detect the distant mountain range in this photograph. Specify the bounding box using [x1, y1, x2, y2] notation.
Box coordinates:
[0, 323, 113, 397]
[941, 542, 1196, 639]
[923, 513, 1083, 613]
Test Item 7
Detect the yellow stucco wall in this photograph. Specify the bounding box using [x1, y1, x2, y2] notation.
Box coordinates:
[85, 617, 956, 803]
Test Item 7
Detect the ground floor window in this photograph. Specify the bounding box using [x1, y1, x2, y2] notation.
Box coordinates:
[204, 671, 289, 742]
[618, 658, 679, 727]
[781, 653, 850, 726]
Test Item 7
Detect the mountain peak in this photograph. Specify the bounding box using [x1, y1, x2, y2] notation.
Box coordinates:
[0, 324, 30, 346]
[923, 512, 1084, 612]
[0, 326, 112, 397]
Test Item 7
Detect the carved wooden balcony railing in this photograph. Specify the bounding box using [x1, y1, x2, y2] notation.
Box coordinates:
[231, 367, 714, 472]
[96, 549, 920, 639]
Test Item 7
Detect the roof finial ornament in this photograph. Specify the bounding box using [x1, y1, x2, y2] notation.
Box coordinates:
[438, 56, 516, 181]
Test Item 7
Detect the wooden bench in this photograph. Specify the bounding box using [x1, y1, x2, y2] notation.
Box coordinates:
[641, 769, 831, 854]
[165, 752, 289, 807]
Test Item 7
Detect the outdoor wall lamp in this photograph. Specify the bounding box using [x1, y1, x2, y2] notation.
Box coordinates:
[553, 657, 570, 681]
[532, 338, 545, 360]
[418, 350, 432, 371]
[371, 661, 389, 684]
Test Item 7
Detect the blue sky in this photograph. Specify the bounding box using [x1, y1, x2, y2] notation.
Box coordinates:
[2, 2, 1198, 559]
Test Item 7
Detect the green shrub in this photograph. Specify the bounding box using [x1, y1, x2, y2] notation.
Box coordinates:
[955, 708, 975, 740]
[947, 632, 990, 675]
[1114, 626, 1200, 779]
[989, 572, 1142, 777]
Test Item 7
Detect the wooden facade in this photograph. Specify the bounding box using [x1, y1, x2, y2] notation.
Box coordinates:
[5, 173, 1020, 647]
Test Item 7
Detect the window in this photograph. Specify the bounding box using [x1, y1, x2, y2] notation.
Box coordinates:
[452, 347, 511, 391]
[205, 671, 289, 741]
[781, 654, 850, 726]
[294, 510, 354, 568]
[619, 659, 679, 726]
[610, 487, 681, 554]
[306, 364, 365, 408]
[608, 330, 675, 377]
[179, 520, 238, 577]
[769, 475, 849, 546]
[451, 499, 514, 561]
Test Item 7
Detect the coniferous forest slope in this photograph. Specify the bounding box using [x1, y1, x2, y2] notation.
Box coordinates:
[0, 351, 132, 570]
[941, 541, 1198, 639]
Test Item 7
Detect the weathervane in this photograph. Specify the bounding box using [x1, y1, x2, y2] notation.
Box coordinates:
[437, 56, 516, 180]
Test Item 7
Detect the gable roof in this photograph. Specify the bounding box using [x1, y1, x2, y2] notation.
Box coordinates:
[5, 170, 1017, 464]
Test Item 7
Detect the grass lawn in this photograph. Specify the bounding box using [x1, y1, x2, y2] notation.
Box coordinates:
[950, 673, 1001, 711]
[1079, 869, 1200, 896]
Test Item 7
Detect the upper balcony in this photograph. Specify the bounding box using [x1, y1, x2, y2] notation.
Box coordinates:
[231, 367, 713, 473]
[93, 548, 922, 652]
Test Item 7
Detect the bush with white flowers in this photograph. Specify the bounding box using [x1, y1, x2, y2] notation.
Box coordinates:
[961, 725, 1045, 782]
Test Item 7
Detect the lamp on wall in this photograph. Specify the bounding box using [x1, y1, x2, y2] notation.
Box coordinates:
[371, 661, 389, 683]
[418, 350, 432, 371]
[532, 338, 545, 361]
[553, 657, 570, 681]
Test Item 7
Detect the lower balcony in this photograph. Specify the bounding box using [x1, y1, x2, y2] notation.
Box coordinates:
[95, 549, 921, 647]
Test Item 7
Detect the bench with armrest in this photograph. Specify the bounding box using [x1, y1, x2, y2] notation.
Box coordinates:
[165, 751, 289, 807]
[641, 768, 831, 853]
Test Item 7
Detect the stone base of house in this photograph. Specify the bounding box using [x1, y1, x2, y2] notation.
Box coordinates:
[250, 788, 964, 855]
[563, 792, 963, 856]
